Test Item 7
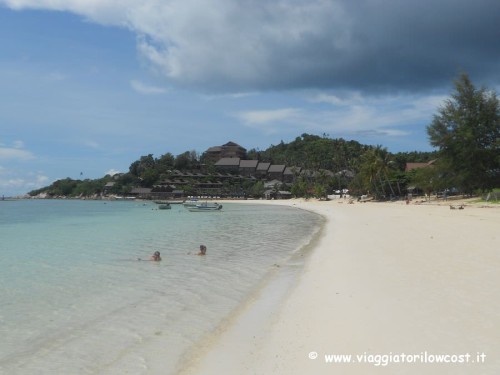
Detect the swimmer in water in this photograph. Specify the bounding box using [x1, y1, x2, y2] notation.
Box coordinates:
[197, 245, 207, 256]
[151, 251, 162, 261]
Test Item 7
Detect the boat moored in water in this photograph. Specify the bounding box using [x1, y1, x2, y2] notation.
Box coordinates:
[187, 202, 223, 212]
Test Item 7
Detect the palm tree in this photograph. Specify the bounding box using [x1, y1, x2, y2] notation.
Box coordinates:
[358, 146, 396, 199]
[373, 146, 396, 198]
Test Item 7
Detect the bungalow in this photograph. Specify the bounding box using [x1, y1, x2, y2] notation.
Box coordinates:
[283, 166, 302, 183]
[268, 164, 286, 181]
[239, 159, 259, 176]
[264, 189, 292, 200]
[214, 157, 241, 173]
[152, 184, 176, 193]
[255, 162, 271, 178]
[195, 181, 224, 196]
[129, 187, 152, 199]
[103, 182, 115, 195]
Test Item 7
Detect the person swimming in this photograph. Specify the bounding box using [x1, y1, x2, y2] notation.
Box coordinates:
[197, 245, 207, 256]
[137, 251, 162, 261]
[151, 251, 162, 261]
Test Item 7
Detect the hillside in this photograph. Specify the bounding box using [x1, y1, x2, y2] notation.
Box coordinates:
[29, 133, 437, 199]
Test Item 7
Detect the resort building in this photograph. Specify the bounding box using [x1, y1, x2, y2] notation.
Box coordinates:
[268, 164, 286, 181]
[255, 162, 271, 178]
[103, 182, 115, 195]
[239, 160, 259, 176]
[214, 157, 241, 173]
[204, 141, 247, 162]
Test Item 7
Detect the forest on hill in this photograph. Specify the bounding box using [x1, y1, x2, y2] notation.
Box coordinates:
[28, 133, 437, 199]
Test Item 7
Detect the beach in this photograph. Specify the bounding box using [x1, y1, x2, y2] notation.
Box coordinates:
[179, 199, 500, 375]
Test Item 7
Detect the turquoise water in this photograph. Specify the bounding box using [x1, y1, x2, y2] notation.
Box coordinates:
[0, 200, 322, 374]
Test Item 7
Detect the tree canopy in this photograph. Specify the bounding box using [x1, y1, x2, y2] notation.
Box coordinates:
[427, 73, 500, 192]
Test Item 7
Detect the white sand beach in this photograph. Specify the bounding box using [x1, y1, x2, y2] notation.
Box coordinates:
[178, 199, 499, 375]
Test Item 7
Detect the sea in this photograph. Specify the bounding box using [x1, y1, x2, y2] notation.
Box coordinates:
[0, 199, 323, 375]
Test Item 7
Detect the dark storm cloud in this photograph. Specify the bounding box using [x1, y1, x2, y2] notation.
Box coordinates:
[3, 0, 500, 92]
[326, 0, 500, 91]
[138, 0, 500, 93]
[245, 0, 500, 93]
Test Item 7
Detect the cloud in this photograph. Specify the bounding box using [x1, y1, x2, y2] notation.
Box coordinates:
[83, 140, 100, 149]
[2, 0, 499, 92]
[0, 168, 49, 195]
[12, 140, 25, 148]
[0, 146, 34, 160]
[309, 92, 364, 107]
[130, 79, 167, 95]
[235, 108, 301, 125]
[106, 169, 121, 176]
[234, 92, 445, 138]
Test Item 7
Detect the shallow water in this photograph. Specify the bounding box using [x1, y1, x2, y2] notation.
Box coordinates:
[0, 199, 322, 374]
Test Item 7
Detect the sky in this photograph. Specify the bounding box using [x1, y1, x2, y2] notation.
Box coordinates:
[1, 0, 500, 196]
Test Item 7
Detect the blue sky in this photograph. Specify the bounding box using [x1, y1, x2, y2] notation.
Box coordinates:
[1, 1, 499, 196]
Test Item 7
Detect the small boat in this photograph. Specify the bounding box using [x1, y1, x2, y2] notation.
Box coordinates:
[187, 202, 223, 212]
[154, 200, 184, 205]
[158, 203, 171, 209]
[182, 199, 199, 208]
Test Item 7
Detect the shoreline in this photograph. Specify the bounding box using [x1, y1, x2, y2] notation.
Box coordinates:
[178, 199, 499, 375]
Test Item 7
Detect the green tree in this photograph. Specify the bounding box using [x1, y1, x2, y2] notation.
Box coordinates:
[156, 153, 175, 174]
[313, 183, 326, 199]
[140, 168, 160, 187]
[52, 178, 77, 196]
[410, 167, 438, 200]
[427, 73, 500, 193]
[291, 176, 309, 197]
[250, 181, 265, 198]
[357, 146, 396, 198]
[129, 154, 156, 177]
[174, 151, 198, 170]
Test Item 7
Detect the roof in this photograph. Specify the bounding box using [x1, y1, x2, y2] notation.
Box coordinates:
[405, 161, 435, 172]
[268, 164, 286, 173]
[239, 160, 258, 168]
[215, 157, 241, 166]
[130, 188, 152, 194]
[256, 162, 271, 171]
[223, 141, 245, 149]
[206, 146, 222, 152]
[284, 166, 301, 175]
[104, 182, 115, 187]
[264, 179, 282, 188]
